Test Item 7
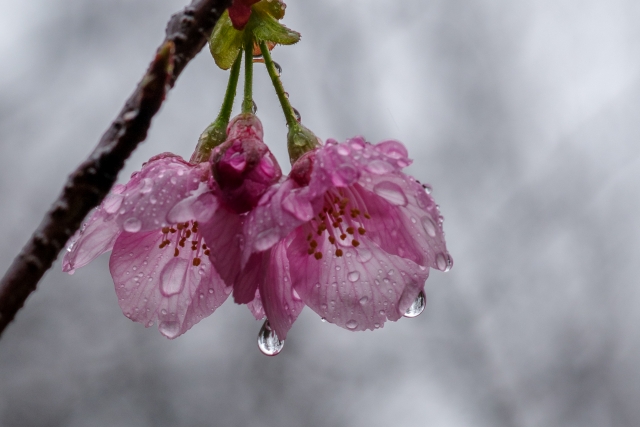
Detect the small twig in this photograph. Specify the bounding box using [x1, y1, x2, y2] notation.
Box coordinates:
[0, 0, 232, 338]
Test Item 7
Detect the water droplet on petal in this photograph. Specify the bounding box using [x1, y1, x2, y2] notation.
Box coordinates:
[254, 229, 280, 251]
[282, 194, 314, 221]
[103, 194, 124, 214]
[123, 217, 142, 233]
[359, 296, 369, 305]
[292, 289, 302, 300]
[347, 271, 360, 282]
[436, 253, 453, 272]
[373, 181, 408, 206]
[257, 320, 284, 356]
[404, 290, 426, 318]
[422, 217, 437, 237]
[337, 145, 350, 156]
[365, 160, 394, 175]
[346, 319, 358, 329]
[159, 321, 180, 339]
[321, 317, 327, 322]
[140, 178, 154, 194]
[356, 249, 373, 263]
[331, 164, 359, 186]
[376, 140, 408, 159]
[160, 257, 188, 296]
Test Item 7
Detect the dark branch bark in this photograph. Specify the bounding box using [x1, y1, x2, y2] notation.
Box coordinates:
[0, 0, 233, 337]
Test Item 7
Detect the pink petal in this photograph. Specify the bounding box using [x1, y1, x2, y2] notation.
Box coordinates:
[357, 169, 450, 271]
[63, 206, 120, 273]
[288, 225, 428, 331]
[109, 229, 231, 339]
[243, 179, 323, 263]
[258, 241, 305, 339]
[114, 154, 213, 233]
[199, 207, 244, 287]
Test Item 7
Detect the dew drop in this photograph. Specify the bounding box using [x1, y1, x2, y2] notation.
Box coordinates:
[359, 296, 369, 305]
[103, 194, 124, 214]
[422, 217, 437, 237]
[123, 217, 142, 233]
[273, 61, 282, 76]
[373, 181, 408, 206]
[347, 271, 360, 282]
[257, 320, 284, 356]
[160, 257, 188, 296]
[293, 108, 301, 122]
[404, 290, 426, 318]
[356, 249, 372, 263]
[376, 140, 408, 159]
[436, 253, 453, 272]
[251, 99, 258, 114]
[346, 319, 358, 329]
[337, 145, 350, 156]
[159, 321, 180, 339]
[321, 317, 327, 323]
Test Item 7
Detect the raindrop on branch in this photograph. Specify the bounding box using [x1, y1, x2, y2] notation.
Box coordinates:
[257, 320, 284, 356]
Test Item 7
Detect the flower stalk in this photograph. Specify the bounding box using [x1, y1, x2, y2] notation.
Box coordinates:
[191, 50, 242, 163]
[241, 37, 255, 114]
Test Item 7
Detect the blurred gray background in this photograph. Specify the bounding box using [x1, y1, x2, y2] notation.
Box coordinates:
[1, 0, 639, 426]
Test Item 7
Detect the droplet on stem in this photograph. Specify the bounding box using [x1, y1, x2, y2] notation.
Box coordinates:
[257, 320, 284, 356]
[273, 61, 282, 77]
[252, 100, 258, 114]
[404, 290, 426, 318]
[293, 108, 301, 122]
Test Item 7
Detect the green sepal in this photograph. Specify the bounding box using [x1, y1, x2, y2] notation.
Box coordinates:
[287, 123, 321, 164]
[191, 119, 228, 163]
[253, 0, 287, 20]
[249, 7, 300, 46]
[209, 10, 245, 70]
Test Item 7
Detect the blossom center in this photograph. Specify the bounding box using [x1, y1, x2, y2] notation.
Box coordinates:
[305, 188, 371, 260]
[158, 221, 211, 266]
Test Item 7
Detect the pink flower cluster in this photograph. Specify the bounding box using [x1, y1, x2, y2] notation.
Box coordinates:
[64, 113, 451, 345]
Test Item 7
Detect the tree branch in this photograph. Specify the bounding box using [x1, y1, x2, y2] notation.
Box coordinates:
[0, 0, 233, 338]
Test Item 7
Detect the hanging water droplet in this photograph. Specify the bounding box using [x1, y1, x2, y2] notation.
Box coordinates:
[158, 320, 180, 339]
[436, 253, 453, 272]
[273, 61, 282, 76]
[423, 184, 433, 194]
[257, 320, 284, 356]
[346, 319, 358, 329]
[404, 290, 426, 318]
[321, 317, 326, 322]
[123, 217, 142, 233]
[284, 91, 289, 99]
[253, 54, 264, 63]
[252, 99, 258, 114]
[347, 271, 360, 282]
[293, 107, 301, 122]
[373, 181, 408, 206]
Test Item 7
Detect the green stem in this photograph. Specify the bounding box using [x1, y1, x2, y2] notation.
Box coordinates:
[190, 51, 242, 163]
[242, 38, 254, 114]
[259, 40, 297, 127]
[219, 50, 242, 123]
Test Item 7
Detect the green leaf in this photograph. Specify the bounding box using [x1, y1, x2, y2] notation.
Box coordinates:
[249, 8, 300, 46]
[209, 11, 245, 70]
[253, 0, 287, 20]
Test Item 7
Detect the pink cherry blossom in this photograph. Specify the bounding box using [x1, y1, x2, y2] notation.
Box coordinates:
[243, 137, 451, 338]
[63, 114, 284, 340]
[63, 153, 229, 338]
